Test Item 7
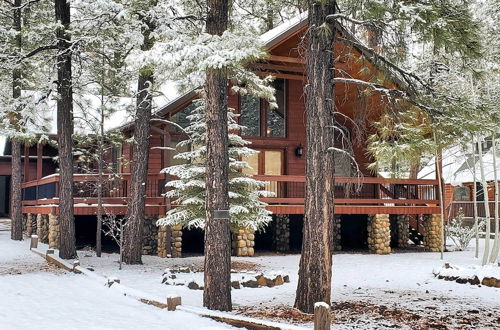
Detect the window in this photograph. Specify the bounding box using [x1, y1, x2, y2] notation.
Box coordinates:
[267, 79, 286, 137]
[453, 186, 470, 201]
[239, 79, 286, 138]
[240, 95, 260, 136]
[171, 102, 196, 131]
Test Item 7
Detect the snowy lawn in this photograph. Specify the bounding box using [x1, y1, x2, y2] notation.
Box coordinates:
[0, 230, 233, 330]
[77, 241, 500, 329]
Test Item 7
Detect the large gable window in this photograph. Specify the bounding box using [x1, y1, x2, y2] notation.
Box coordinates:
[239, 79, 286, 138]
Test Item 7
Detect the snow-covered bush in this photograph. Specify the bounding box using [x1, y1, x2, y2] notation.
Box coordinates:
[446, 208, 485, 251]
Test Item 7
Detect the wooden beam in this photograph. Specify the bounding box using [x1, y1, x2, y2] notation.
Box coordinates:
[253, 63, 304, 73]
[266, 55, 305, 64]
[255, 71, 305, 81]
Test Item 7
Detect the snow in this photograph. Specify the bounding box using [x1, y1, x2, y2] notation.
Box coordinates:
[418, 143, 500, 185]
[0, 230, 233, 330]
[74, 239, 500, 327]
[260, 13, 307, 48]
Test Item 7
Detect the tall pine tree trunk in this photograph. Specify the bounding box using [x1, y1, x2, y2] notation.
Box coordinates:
[55, 0, 76, 259]
[122, 21, 155, 265]
[10, 0, 23, 241]
[203, 0, 232, 311]
[295, 0, 336, 314]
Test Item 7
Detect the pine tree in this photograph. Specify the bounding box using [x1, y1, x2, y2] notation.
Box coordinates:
[157, 98, 272, 231]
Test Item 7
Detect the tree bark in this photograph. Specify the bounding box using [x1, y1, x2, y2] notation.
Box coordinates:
[55, 0, 76, 259]
[295, 0, 336, 314]
[122, 19, 155, 265]
[203, 0, 232, 312]
[10, 0, 23, 241]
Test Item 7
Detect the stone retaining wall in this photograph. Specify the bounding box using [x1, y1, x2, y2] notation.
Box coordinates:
[48, 214, 60, 249]
[396, 214, 410, 248]
[423, 214, 443, 252]
[275, 215, 290, 253]
[367, 214, 391, 254]
[232, 228, 255, 257]
[36, 214, 49, 244]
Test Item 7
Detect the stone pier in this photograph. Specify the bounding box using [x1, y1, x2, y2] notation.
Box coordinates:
[48, 214, 60, 249]
[333, 215, 342, 251]
[396, 215, 410, 248]
[36, 214, 49, 244]
[142, 216, 159, 255]
[232, 228, 255, 257]
[275, 214, 290, 253]
[423, 214, 443, 252]
[24, 213, 36, 237]
[170, 225, 183, 258]
[367, 214, 391, 254]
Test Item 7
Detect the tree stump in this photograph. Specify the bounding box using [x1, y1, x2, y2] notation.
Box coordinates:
[314, 302, 331, 330]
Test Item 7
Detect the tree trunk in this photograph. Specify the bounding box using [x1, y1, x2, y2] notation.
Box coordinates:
[55, 0, 76, 259]
[203, 0, 232, 312]
[10, 0, 23, 241]
[96, 115, 104, 257]
[478, 137, 491, 265]
[472, 136, 479, 258]
[295, 0, 336, 314]
[122, 21, 155, 265]
[488, 135, 499, 262]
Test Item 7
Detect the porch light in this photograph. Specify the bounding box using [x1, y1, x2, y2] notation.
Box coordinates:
[295, 145, 304, 158]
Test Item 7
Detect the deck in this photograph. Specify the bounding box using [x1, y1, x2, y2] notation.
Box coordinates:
[21, 173, 441, 216]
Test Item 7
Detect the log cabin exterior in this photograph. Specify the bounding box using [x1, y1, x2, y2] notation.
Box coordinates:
[18, 17, 443, 256]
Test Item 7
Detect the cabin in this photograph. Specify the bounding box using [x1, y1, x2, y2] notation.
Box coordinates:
[419, 141, 499, 229]
[18, 16, 442, 257]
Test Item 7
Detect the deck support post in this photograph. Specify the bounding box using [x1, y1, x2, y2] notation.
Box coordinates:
[48, 213, 60, 249]
[367, 214, 391, 254]
[396, 215, 410, 248]
[36, 214, 49, 244]
[170, 225, 182, 258]
[423, 214, 443, 252]
[275, 214, 290, 253]
[232, 228, 255, 257]
[333, 215, 342, 251]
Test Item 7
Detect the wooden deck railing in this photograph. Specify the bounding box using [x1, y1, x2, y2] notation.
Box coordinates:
[254, 175, 440, 206]
[449, 201, 499, 220]
[22, 173, 440, 215]
[21, 173, 168, 206]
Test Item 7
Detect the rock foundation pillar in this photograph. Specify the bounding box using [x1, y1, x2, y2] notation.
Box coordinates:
[48, 214, 60, 249]
[367, 214, 391, 254]
[24, 213, 36, 237]
[171, 225, 182, 258]
[232, 228, 255, 257]
[142, 216, 159, 255]
[396, 215, 410, 248]
[275, 215, 290, 253]
[333, 215, 342, 251]
[36, 214, 49, 244]
[157, 226, 169, 258]
[423, 214, 443, 252]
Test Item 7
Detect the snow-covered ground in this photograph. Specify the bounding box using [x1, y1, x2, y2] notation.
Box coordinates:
[2, 223, 499, 329]
[76, 241, 500, 329]
[0, 229, 233, 330]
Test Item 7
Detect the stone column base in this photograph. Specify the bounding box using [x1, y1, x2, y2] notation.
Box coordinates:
[157, 226, 169, 258]
[275, 214, 290, 253]
[171, 225, 182, 258]
[142, 216, 159, 255]
[333, 215, 342, 251]
[396, 215, 410, 248]
[36, 214, 49, 244]
[367, 214, 391, 254]
[24, 213, 36, 237]
[232, 228, 255, 257]
[48, 214, 60, 249]
[423, 214, 443, 252]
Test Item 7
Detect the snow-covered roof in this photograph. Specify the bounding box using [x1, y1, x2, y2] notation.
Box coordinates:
[418, 142, 500, 185]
